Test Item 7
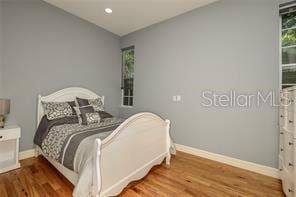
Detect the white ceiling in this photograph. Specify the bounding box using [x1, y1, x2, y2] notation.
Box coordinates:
[43, 0, 218, 36]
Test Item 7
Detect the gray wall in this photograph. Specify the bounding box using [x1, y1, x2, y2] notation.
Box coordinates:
[0, 1, 3, 97]
[120, 0, 280, 167]
[2, 0, 121, 151]
[1, 0, 281, 167]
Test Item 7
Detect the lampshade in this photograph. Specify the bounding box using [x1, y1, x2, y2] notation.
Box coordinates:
[0, 99, 10, 115]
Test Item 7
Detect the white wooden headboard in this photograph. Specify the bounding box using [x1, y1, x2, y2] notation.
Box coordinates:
[37, 87, 104, 126]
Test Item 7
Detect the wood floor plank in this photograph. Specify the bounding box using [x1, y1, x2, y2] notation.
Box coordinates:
[120, 189, 142, 197]
[0, 183, 8, 197]
[42, 183, 59, 197]
[0, 151, 284, 197]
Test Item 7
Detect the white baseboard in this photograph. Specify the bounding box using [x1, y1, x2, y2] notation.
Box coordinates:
[19, 146, 280, 179]
[175, 144, 279, 179]
[19, 149, 35, 160]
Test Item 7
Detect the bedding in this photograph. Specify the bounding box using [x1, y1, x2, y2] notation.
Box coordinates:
[34, 115, 79, 147]
[98, 110, 113, 119]
[74, 105, 101, 125]
[42, 117, 123, 170]
[68, 101, 78, 115]
[85, 112, 101, 125]
[35, 115, 124, 197]
[35, 115, 123, 170]
[42, 101, 75, 120]
[76, 97, 104, 111]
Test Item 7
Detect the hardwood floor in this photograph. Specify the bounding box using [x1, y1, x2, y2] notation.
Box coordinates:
[0, 152, 284, 197]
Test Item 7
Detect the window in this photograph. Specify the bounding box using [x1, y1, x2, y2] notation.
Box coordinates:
[121, 46, 135, 106]
[281, 9, 296, 88]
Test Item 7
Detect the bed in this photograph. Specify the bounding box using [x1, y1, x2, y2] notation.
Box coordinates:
[34, 87, 173, 197]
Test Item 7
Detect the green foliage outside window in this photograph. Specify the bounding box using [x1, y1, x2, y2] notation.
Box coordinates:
[122, 47, 134, 106]
[282, 12, 296, 29]
[282, 11, 296, 87]
[282, 29, 296, 47]
[123, 49, 134, 80]
[282, 12, 296, 47]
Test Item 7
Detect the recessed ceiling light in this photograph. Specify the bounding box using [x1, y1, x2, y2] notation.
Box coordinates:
[105, 8, 112, 14]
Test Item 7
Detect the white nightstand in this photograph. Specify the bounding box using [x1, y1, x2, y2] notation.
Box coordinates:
[0, 125, 21, 173]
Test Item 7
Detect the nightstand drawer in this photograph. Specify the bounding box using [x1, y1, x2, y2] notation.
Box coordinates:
[0, 128, 20, 142]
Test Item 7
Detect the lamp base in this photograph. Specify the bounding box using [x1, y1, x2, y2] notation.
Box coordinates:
[0, 115, 5, 128]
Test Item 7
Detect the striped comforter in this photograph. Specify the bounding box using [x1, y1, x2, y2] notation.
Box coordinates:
[41, 117, 124, 171]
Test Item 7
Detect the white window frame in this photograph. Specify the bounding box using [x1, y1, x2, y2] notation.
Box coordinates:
[121, 90, 134, 108]
[121, 46, 135, 108]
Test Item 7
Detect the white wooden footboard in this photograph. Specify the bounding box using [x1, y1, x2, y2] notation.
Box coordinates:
[93, 112, 171, 197]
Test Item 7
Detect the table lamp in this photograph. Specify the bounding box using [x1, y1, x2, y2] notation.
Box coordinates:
[0, 99, 10, 128]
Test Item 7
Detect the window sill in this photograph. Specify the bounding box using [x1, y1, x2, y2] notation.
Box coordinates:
[120, 105, 133, 109]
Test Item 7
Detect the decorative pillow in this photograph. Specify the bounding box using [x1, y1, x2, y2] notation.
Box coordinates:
[74, 106, 101, 125]
[42, 101, 74, 120]
[67, 101, 77, 115]
[76, 97, 104, 111]
[85, 112, 101, 124]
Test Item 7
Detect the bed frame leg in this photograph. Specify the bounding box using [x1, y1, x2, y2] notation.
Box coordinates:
[165, 153, 171, 166]
[165, 119, 171, 166]
[93, 139, 102, 197]
[34, 147, 40, 157]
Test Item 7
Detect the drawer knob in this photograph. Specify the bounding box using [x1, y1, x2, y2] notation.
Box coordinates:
[280, 132, 284, 135]
[280, 115, 284, 118]
[281, 148, 284, 151]
[279, 168, 283, 171]
[289, 120, 294, 123]
[289, 142, 294, 146]
[289, 188, 293, 193]
[289, 163, 294, 166]
[0, 136, 2, 139]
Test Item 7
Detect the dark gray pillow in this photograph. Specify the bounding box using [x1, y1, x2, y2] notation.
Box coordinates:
[98, 111, 113, 119]
[76, 97, 89, 106]
[76, 97, 104, 111]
